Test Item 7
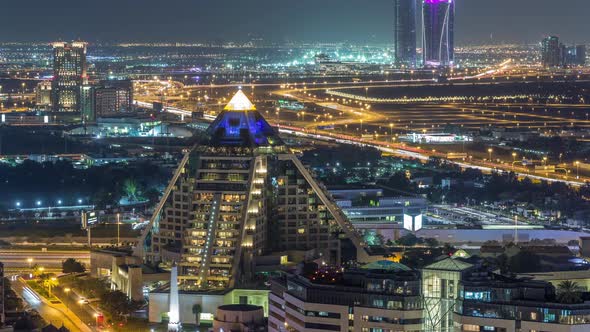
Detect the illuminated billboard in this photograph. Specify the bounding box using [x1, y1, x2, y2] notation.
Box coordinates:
[403, 213, 423, 232]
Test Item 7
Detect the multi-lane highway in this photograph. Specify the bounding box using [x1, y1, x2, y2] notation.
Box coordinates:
[0, 250, 90, 269]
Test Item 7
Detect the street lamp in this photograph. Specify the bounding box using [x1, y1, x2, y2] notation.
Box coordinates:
[360, 119, 363, 136]
[36, 200, 42, 207]
[576, 161, 580, 179]
[117, 213, 121, 247]
[27, 258, 33, 268]
[64, 288, 71, 312]
[487, 148, 493, 162]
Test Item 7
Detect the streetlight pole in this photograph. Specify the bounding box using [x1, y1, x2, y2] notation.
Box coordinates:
[488, 148, 493, 162]
[64, 288, 71, 313]
[117, 213, 121, 247]
[360, 120, 363, 137]
[576, 161, 580, 179]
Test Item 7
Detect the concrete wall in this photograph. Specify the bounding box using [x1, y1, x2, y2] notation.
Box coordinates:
[148, 292, 225, 324]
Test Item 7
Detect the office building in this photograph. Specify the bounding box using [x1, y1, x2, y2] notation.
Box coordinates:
[94, 80, 134, 117]
[137, 90, 376, 323]
[269, 261, 423, 332]
[422, 0, 455, 67]
[330, 187, 427, 242]
[51, 41, 87, 112]
[268, 254, 590, 332]
[564, 45, 587, 67]
[422, 256, 476, 332]
[80, 85, 95, 122]
[541, 36, 561, 68]
[35, 81, 52, 109]
[393, 0, 417, 68]
[455, 269, 590, 332]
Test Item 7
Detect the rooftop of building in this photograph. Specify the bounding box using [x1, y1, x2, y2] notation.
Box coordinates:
[204, 89, 285, 149]
[423, 256, 475, 272]
[361, 260, 412, 272]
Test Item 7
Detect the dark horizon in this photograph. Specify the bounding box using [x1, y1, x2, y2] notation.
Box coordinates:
[1, 0, 589, 45]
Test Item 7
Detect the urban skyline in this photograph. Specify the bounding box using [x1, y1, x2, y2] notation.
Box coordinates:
[1, 0, 590, 44]
[3, 2, 590, 332]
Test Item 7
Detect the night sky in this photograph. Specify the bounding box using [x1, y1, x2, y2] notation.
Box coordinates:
[2, 0, 589, 44]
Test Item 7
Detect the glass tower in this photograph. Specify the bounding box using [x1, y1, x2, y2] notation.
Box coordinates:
[422, 0, 455, 68]
[393, 0, 417, 68]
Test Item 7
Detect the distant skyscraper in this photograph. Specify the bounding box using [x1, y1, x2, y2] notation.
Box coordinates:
[94, 80, 134, 117]
[393, 0, 417, 68]
[563, 44, 586, 67]
[422, 0, 455, 67]
[35, 81, 52, 109]
[80, 85, 95, 122]
[51, 41, 87, 112]
[541, 36, 561, 68]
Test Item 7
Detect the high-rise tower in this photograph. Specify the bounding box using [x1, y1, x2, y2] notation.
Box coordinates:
[541, 36, 562, 68]
[51, 41, 88, 112]
[137, 90, 375, 292]
[422, 0, 455, 67]
[393, 0, 417, 68]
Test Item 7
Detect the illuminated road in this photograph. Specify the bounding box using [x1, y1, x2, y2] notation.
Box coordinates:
[135, 65, 590, 187]
[0, 250, 90, 269]
[12, 277, 91, 332]
[146, 97, 587, 187]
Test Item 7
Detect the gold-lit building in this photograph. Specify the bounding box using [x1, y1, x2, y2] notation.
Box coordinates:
[137, 90, 373, 293]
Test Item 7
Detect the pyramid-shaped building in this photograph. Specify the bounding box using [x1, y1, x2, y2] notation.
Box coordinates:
[137, 90, 376, 291]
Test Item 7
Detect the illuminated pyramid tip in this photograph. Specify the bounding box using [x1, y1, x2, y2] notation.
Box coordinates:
[224, 89, 256, 111]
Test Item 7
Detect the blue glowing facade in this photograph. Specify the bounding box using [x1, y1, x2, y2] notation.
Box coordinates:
[422, 0, 454, 67]
[207, 109, 283, 148]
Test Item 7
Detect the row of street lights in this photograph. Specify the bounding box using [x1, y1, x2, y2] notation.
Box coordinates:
[14, 198, 86, 208]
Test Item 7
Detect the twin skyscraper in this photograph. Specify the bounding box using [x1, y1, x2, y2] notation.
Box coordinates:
[393, 0, 455, 68]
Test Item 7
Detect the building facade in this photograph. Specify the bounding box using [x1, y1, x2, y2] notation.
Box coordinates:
[213, 304, 266, 332]
[563, 45, 586, 67]
[51, 41, 87, 112]
[94, 80, 134, 117]
[269, 263, 423, 332]
[269, 258, 590, 332]
[422, 0, 455, 67]
[393, 0, 417, 68]
[35, 81, 52, 109]
[136, 90, 372, 293]
[455, 270, 590, 332]
[541, 36, 561, 68]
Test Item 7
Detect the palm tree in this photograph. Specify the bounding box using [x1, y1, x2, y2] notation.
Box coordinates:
[32, 265, 45, 278]
[557, 280, 584, 304]
[123, 178, 138, 201]
[43, 277, 59, 297]
[192, 303, 202, 326]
